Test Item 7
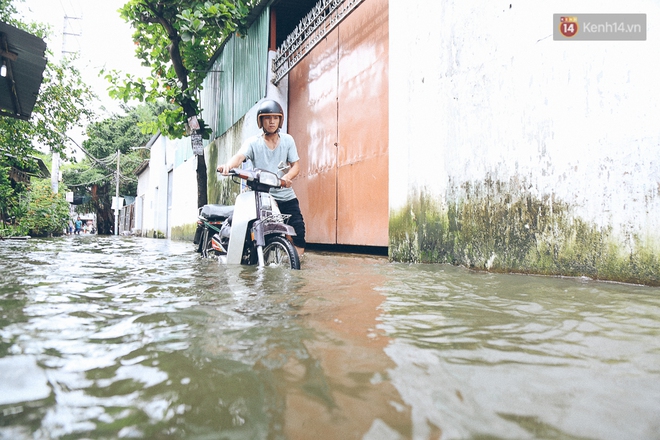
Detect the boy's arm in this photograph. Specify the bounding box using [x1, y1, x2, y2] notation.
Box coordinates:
[217, 152, 247, 175]
[281, 161, 300, 188]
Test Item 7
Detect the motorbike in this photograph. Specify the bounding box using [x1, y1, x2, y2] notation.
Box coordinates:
[193, 166, 301, 269]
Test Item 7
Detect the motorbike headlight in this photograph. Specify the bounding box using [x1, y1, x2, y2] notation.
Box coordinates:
[258, 170, 280, 187]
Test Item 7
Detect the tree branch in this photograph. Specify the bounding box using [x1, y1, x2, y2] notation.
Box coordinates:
[139, 1, 190, 95]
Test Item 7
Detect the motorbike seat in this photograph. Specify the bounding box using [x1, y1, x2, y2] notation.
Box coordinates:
[200, 204, 234, 221]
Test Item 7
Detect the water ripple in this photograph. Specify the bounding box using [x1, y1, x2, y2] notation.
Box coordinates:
[1, 238, 660, 439]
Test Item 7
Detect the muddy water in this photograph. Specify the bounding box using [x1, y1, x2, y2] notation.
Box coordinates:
[1, 236, 659, 439]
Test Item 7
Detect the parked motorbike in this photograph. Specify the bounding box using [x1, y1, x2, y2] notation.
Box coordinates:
[193, 166, 301, 269]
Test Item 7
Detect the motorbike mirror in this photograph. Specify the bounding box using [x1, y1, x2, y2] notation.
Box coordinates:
[277, 161, 291, 177]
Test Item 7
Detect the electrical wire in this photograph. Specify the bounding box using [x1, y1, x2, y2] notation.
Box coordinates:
[65, 173, 115, 187]
[64, 137, 138, 186]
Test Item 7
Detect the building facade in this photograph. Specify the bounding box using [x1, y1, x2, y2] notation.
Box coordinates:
[138, 0, 660, 285]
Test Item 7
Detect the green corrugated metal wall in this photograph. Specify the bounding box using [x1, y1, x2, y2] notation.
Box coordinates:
[200, 8, 270, 139]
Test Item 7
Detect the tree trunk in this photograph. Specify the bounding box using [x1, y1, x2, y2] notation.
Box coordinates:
[89, 182, 113, 235]
[181, 99, 208, 209]
[151, 11, 208, 209]
[197, 154, 208, 208]
[96, 200, 114, 235]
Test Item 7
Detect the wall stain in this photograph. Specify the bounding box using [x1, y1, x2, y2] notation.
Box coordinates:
[207, 117, 245, 205]
[390, 176, 660, 286]
[171, 223, 197, 242]
[136, 229, 166, 239]
[207, 139, 221, 204]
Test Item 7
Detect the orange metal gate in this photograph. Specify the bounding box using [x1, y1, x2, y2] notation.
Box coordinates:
[288, 0, 388, 247]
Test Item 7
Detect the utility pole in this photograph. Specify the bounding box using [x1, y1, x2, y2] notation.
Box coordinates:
[52, 6, 82, 194]
[62, 13, 82, 55]
[114, 150, 120, 235]
[51, 155, 59, 193]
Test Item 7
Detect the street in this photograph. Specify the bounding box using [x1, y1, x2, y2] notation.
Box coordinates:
[1, 236, 660, 439]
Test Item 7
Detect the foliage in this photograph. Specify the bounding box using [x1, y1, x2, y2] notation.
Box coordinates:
[0, 0, 21, 24]
[0, 178, 70, 237]
[0, 56, 94, 172]
[30, 55, 97, 154]
[83, 102, 165, 159]
[1, 3, 95, 158]
[104, 0, 256, 208]
[0, 161, 28, 235]
[105, 0, 254, 139]
[0, 0, 96, 228]
[61, 104, 160, 234]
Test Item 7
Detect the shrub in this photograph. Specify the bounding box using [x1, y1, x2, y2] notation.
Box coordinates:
[21, 179, 70, 237]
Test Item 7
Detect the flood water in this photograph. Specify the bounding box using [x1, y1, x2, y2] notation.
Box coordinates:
[1, 237, 659, 440]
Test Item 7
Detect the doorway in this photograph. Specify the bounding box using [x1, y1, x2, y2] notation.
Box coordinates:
[288, 0, 388, 246]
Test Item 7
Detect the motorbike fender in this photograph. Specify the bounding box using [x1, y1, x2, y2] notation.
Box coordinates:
[226, 191, 257, 264]
[253, 222, 296, 247]
[263, 196, 296, 239]
[264, 223, 296, 237]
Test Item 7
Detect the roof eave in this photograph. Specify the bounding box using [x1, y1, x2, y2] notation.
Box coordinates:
[0, 21, 48, 121]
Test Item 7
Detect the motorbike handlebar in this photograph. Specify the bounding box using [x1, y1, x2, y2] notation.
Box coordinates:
[220, 167, 287, 189]
[217, 166, 291, 188]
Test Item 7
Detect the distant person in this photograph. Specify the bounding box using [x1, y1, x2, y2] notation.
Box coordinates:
[68, 220, 74, 235]
[74, 217, 82, 235]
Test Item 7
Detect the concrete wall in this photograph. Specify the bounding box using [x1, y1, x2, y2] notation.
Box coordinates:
[135, 165, 150, 235]
[135, 134, 167, 238]
[169, 137, 199, 241]
[135, 134, 198, 240]
[389, 0, 660, 284]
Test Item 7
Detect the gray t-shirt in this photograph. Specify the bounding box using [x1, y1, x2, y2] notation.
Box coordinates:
[239, 133, 300, 201]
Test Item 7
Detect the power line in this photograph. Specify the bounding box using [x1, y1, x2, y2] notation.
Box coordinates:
[65, 174, 115, 187]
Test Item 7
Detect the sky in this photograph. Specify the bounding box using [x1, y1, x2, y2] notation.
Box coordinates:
[15, 0, 153, 160]
[17, 0, 151, 116]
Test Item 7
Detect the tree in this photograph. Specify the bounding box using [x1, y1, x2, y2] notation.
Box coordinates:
[61, 103, 161, 235]
[0, 0, 19, 24]
[105, 0, 254, 208]
[1, 1, 95, 157]
[0, 0, 96, 234]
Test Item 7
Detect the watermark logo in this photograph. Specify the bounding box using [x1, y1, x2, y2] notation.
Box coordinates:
[554, 14, 646, 41]
[559, 16, 579, 38]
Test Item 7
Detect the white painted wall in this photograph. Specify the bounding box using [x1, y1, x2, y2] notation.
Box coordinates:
[169, 137, 199, 234]
[135, 134, 198, 237]
[390, 0, 660, 246]
[135, 165, 150, 234]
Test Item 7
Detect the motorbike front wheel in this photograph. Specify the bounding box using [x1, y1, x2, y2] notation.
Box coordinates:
[262, 236, 301, 269]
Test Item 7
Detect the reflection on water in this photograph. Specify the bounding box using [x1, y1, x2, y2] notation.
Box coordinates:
[1, 237, 659, 439]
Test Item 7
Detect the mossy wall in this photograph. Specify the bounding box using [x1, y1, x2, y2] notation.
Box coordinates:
[390, 177, 660, 286]
[170, 223, 197, 242]
[207, 117, 246, 206]
[388, 1, 660, 286]
[135, 229, 166, 239]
